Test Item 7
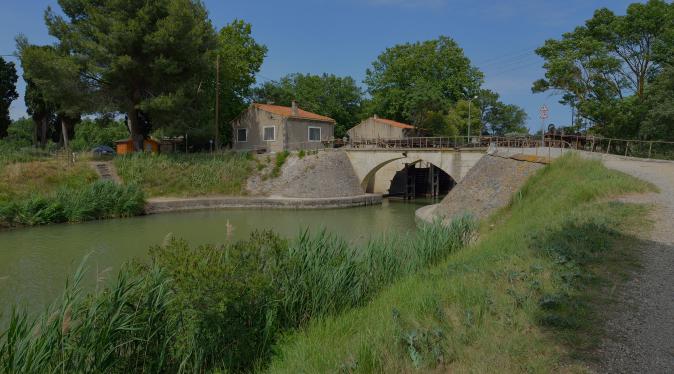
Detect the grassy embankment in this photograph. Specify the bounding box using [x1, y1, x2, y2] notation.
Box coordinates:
[0, 153, 654, 372]
[114, 152, 256, 197]
[0, 218, 474, 372]
[267, 154, 655, 373]
[0, 148, 144, 227]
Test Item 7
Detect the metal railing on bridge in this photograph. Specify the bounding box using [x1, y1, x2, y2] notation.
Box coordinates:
[344, 135, 674, 161]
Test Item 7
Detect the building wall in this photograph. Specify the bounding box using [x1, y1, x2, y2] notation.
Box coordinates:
[347, 118, 407, 140]
[232, 107, 286, 153]
[231, 106, 335, 152]
[284, 118, 334, 150]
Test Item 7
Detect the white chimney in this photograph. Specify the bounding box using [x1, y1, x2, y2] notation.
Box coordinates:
[291, 100, 298, 116]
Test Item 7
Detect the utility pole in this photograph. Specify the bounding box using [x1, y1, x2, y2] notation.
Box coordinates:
[214, 53, 220, 151]
[467, 95, 477, 145]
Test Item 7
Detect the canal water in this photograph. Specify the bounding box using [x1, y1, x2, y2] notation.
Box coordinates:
[0, 198, 434, 319]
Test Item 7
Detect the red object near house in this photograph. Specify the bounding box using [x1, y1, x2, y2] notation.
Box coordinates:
[114, 138, 159, 155]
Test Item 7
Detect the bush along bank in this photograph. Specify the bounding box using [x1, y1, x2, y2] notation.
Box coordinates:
[0, 218, 475, 373]
[0, 181, 145, 227]
[266, 153, 655, 373]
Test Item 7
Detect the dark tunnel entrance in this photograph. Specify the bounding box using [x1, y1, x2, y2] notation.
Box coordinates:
[388, 162, 455, 199]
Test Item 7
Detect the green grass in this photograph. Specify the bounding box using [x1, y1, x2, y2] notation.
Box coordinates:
[266, 154, 656, 373]
[0, 160, 98, 203]
[0, 181, 145, 227]
[0, 219, 474, 373]
[271, 151, 290, 178]
[114, 152, 254, 197]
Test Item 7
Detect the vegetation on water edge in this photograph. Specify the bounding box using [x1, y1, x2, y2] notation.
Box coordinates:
[266, 154, 655, 373]
[114, 152, 254, 197]
[0, 159, 97, 203]
[0, 181, 145, 227]
[0, 218, 474, 373]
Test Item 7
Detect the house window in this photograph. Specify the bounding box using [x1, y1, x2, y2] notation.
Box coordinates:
[263, 126, 275, 141]
[308, 127, 321, 142]
[237, 128, 248, 142]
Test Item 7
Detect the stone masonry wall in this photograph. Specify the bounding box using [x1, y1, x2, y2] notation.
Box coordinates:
[422, 155, 544, 223]
[247, 151, 365, 198]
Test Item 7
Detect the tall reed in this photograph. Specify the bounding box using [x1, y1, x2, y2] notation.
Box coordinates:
[0, 181, 145, 226]
[0, 217, 475, 373]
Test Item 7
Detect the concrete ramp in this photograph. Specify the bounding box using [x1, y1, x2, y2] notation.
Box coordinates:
[417, 154, 544, 223]
[248, 151, 366, 198]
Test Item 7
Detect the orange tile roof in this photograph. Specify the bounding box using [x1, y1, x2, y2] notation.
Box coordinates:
[253, 103, 335, 123]
[373, 117, 415, 129]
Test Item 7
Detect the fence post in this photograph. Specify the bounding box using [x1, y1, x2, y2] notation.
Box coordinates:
[625, 141, 629, 158]
[648, 141, 653, 159]
[606, 139, 611, 155]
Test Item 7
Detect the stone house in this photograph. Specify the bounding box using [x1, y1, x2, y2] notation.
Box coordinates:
[231, 102, 335, 152]
[346, 115, 415, 140]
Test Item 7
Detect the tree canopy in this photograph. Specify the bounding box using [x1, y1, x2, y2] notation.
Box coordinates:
[253, 73, 363, 137]
[0, 57, 19, 138]
[43, 0, 217, 149]
[364, 36, 484, 127]
[533, 0, 674, 139]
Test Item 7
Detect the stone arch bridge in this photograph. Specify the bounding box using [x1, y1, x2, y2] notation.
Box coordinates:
[344, 148, 486, 195]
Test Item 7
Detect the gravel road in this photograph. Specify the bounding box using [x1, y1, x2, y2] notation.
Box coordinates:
[595, 155, 674, 374]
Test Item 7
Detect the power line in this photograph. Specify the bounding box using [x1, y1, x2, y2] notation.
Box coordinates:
[474, 45, 539, 65]
[487, 60, 542, 78]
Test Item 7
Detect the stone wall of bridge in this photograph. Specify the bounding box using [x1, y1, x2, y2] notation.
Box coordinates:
[345, 149, 485, 192]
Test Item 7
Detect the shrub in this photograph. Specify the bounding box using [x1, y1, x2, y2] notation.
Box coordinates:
[70, 119, 129, 152]
[0, 181, 145, 226]
[114, 152, 253, 197]
[0, 219, 475, 372]
[271, 151, 289, 177]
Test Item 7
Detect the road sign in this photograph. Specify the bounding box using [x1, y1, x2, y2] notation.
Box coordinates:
[539, 105, 549, 120]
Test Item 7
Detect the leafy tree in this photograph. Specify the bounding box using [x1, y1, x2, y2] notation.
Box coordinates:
[209, 20, 267, 144]
[17, 41, 92, 148]
[70, 118, 129, 151]
[364, 36, 483, 126]
[0, 57, 19, 138]
[417, 111, 458, 137]
[478, 90, 528, 135]
[445, 100, 482, 138]
[253, 73, 363, 137]
[24, 79, 56, 147]
[641, 66, 674, 140]
[44, 0, 217, 150]
[533, 0, 674, 137]
[5, 118, 34, 146]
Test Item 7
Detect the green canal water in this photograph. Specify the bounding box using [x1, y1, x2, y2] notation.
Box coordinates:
[0, 198, 434, 319]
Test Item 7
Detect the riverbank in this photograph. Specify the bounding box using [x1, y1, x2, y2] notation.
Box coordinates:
[145, 194, 382, 213]
[266, 153, 656, 373]
[0, 213, 475, 372]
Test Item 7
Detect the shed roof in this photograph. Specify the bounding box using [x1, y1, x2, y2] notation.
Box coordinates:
[253, 103, 335, 123]
[372, 117, 415, 129]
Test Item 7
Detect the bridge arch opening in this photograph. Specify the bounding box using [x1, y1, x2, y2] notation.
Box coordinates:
[363, 158, 456, 198]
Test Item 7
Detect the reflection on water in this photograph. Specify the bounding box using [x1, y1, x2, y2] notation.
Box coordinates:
[0, 198, 434, 318]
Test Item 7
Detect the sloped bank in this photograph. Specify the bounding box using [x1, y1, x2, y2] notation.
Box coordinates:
[146, 151, 380, 213]
[145, 194, 381, 214]
[416, 154, 545, 223]
[266, 153, 653, 373]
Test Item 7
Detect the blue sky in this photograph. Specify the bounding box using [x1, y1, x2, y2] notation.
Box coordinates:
[1, 0, 641, 131]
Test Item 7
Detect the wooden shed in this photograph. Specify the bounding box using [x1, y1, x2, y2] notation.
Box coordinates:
[115, 138, 160, 155]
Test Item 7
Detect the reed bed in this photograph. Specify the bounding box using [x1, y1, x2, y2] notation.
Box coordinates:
[114, 152, 253, 197]
[0, 218, 475, 373]
[0, 181, 145, 226]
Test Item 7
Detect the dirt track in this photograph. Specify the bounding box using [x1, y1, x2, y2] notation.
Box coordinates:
[596, 156, 674, 373]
